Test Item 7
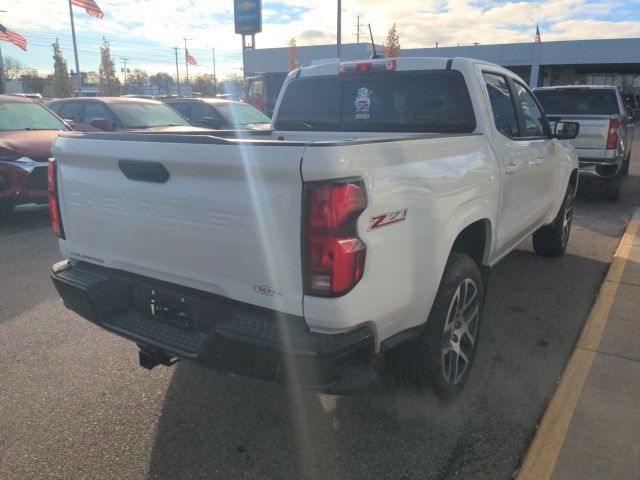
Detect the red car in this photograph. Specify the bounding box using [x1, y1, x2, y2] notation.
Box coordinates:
[0, 95, 72, 214]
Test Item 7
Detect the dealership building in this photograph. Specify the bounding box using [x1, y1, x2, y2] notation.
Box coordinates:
[245, 37, 640, 93]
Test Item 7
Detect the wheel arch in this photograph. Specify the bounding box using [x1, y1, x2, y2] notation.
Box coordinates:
[451, 218, 493, 267]
[569, 168, 578, 195]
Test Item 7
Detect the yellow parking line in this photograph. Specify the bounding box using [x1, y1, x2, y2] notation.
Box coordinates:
[516, 216, 638, 480]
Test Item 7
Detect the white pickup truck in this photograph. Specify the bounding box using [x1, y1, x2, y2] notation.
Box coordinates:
[50, 58, 579, 400]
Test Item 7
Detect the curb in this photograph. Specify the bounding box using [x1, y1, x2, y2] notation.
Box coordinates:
[516, 207, 640, 480]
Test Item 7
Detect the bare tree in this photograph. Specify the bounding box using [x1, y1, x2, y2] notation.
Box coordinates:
[384, 23, 401, 58]
[192, 74, 216, 97]
[83, 71, 100, 84]
[3, 56, 29, 81]
[149, 72, 174, 87]
[127, 69, 149, 87]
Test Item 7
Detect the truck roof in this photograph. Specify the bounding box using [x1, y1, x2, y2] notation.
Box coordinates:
[533, 85, 619, 91]
[296, 57, 503, 78]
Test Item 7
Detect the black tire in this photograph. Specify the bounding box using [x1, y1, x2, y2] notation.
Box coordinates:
[388, 252, 484, 402]
[600, 179, 621, 202]
[0, 200, 15, 217]
[532, 183, 574, 256]
[621, 153, 630, 177]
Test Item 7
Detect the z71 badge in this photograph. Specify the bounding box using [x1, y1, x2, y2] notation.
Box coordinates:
[368, 209, 408, 231]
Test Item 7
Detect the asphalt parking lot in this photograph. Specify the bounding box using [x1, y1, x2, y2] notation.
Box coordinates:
[1, 139, 639, 479]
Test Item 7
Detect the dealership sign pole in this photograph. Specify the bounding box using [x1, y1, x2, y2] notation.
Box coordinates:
[234, 0, 262, 84]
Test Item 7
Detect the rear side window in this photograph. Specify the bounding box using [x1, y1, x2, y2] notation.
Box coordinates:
[483, 73, 519, 137]
[275, 70, 476, 133]
[534, 89, 620, 115]
[57, 102, 84, 122]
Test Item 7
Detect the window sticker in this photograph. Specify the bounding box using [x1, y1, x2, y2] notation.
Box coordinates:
[355, 87, 372, 120]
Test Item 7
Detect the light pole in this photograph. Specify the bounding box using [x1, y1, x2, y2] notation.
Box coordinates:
[337, 0, 341, 59]
[173, 46, 180, 95]
[212, 48, 217, 96]
[120, 58, 129, 90]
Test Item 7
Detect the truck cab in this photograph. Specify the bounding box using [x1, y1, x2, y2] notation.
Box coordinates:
[245, 72, 288, 117]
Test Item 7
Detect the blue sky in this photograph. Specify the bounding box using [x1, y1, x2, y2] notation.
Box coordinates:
[1, 0, 640, 80]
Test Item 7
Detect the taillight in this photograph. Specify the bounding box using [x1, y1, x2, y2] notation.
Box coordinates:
[339, 59, 396, 75]
[606, 119, 621, 150]
[303, 179, 367, 297]
[48, 159, 65, 239]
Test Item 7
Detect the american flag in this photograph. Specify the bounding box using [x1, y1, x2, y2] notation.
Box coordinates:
[186, 49, 198, 66]
[535, 24, 541, 43]
[71, 0, 104, 19]
[0, 23, 27, 51]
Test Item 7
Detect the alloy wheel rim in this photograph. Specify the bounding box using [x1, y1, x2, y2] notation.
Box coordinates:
[562, 192, 573, 248]
[441, 278, 479, 385]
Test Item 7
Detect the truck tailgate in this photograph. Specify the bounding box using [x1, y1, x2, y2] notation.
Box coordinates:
[53, 134, 306, 316]
[548, 115, 610, 155]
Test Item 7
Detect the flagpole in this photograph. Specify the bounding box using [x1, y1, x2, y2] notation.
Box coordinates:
[68, 0, 82, 95]
[183, 37, 189, 83]
[0, 44, 6, 94]
[174, 46, 181, 96]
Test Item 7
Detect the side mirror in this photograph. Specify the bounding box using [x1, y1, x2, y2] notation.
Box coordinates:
[90, 117, 111, 131]
[63, 118, 76, 129]
[200, 116, 221, 129]
[554, 121, 580, 140]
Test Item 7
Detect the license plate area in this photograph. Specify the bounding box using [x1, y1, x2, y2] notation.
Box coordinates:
[148, 288, 193, 329]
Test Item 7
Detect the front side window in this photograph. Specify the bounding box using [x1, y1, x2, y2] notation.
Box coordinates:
[483, 73, 519, 138]
[56, 102, 84, 123]
[514, 82, 545, 137]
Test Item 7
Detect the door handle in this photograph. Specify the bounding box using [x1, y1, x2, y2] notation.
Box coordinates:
[118, 160, 170, 183]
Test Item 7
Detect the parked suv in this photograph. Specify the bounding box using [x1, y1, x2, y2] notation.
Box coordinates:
[534, 86, 633, 201]
[46, 97, 194, 132]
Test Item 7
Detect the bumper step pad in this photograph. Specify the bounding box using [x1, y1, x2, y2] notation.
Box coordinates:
[104, 313, 207, 359]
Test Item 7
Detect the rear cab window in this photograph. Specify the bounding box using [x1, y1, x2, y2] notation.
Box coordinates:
[274, 70, 476, 133]
[534, 89, 620, 115]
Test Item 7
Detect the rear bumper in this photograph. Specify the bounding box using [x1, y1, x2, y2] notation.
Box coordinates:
[51, 260, 376, 393]
[578, 155, 624, 180]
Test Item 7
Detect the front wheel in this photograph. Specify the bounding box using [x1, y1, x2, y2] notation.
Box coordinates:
[388, 252, 484, 401]
[532, 183, 574, 256]
[0, 200, 15, 217]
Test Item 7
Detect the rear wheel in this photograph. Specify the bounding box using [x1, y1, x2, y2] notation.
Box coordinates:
[532, 183, 574, 256]
[388, 252, 484, 402]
